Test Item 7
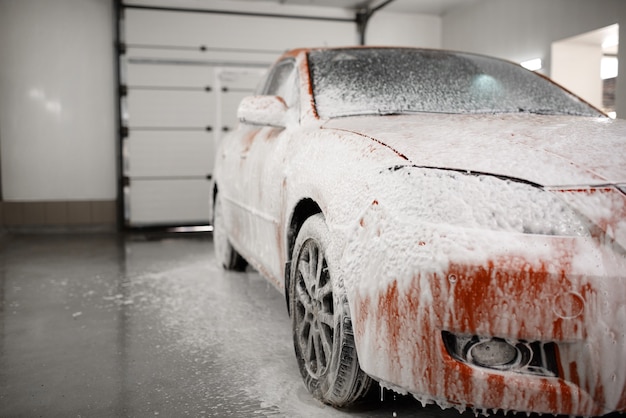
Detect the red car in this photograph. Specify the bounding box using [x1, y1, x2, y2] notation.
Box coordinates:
[210, 47, 626, 415]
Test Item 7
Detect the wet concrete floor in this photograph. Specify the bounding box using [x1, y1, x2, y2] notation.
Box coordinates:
[0, 232, 608, 418]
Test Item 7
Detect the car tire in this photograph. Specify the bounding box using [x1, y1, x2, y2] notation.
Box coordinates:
[289, 213, 373, 407]
[213, 192, 247, 271]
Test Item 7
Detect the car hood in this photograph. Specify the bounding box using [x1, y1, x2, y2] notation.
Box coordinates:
[322, 113, 626, 187]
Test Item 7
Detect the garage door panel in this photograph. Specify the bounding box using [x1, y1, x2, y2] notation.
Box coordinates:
[220, 69, 265, 91]
[127, 62, 215, 88]
[221, 92, 251, 130]
[125, 9, 355, 51]
[128, 179, 211, 225]
[126, 47, 207, 63]
[126, 131, 214, 177]
[127, 48, 278, 68]
[121, 4, 355, 227]
[219, 69, 265, 132]
[127, 89, 214, 127]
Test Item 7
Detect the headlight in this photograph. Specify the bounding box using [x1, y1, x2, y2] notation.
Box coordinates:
[469, 338, 522, 368]
[381, 166, 589, 237]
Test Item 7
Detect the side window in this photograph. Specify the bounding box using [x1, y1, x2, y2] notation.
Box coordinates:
[262, 59, 299, 110]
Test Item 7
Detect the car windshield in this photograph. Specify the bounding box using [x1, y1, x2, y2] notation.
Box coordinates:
[308, 48, 602, 119]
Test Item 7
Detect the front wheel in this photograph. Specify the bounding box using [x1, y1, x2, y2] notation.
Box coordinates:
[289, 213, 373, 407]
[213, 192, 247, 271]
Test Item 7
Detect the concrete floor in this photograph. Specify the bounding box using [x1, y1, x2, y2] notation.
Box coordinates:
[0, 232, 610, 418]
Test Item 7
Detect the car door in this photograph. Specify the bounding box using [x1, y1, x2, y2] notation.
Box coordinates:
[238, 58, 299, 284]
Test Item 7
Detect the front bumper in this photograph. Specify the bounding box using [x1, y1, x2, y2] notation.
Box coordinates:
[340, 205, 626, 415]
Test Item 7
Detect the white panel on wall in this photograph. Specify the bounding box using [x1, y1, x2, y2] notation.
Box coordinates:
[126, 131, 214, 177]
[124, 9, 357, 50]
[0, 0, 116, 201]
[127, 47, 280, 65]
[127, 62, 216, 87]
[127, 89, 215, 128]
[127, 179, 212, 225]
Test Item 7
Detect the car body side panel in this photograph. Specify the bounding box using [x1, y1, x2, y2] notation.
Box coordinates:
[214, 122, 412, 290]
[213, 126, 261, 259]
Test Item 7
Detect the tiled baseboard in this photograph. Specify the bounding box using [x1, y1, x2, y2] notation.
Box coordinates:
[0, 200, 117, 228]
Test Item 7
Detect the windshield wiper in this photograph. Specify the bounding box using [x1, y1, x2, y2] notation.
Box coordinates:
[516, 107, 597, 116]
[517, 107, 558, 115]
[376, 109, 421, 116]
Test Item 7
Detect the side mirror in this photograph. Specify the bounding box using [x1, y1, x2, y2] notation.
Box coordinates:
[237, 95, 288, 128]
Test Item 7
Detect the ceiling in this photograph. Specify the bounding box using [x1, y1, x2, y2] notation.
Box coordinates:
[231, 0, 480, 16]
[558, 24, 619, 55]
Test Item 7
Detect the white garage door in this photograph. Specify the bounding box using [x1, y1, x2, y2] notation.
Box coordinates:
[119, 2, 356, 227]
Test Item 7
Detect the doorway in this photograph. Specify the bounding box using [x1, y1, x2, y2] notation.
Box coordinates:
[551, 24, 619, 118]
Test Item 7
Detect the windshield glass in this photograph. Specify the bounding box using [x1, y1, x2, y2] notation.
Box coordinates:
[308, 48, 602, 119]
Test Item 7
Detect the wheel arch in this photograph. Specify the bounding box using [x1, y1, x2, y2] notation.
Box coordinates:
[284, 198, 323, 314]
[210, 182, 219, 224]
[211, 183, 218, 207]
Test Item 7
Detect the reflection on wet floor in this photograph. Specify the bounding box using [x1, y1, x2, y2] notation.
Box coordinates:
[0, 231, 584, 418]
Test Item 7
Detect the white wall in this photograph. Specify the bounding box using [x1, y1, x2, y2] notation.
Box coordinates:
[441, 0, 626, 118]
[0, 0, 117, 201]
[367, 10, 441, 48]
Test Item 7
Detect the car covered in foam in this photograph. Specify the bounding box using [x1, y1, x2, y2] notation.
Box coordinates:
[210, 47, 626, 416]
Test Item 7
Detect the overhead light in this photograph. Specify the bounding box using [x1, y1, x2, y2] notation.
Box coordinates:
[521, 58, 542, 72]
